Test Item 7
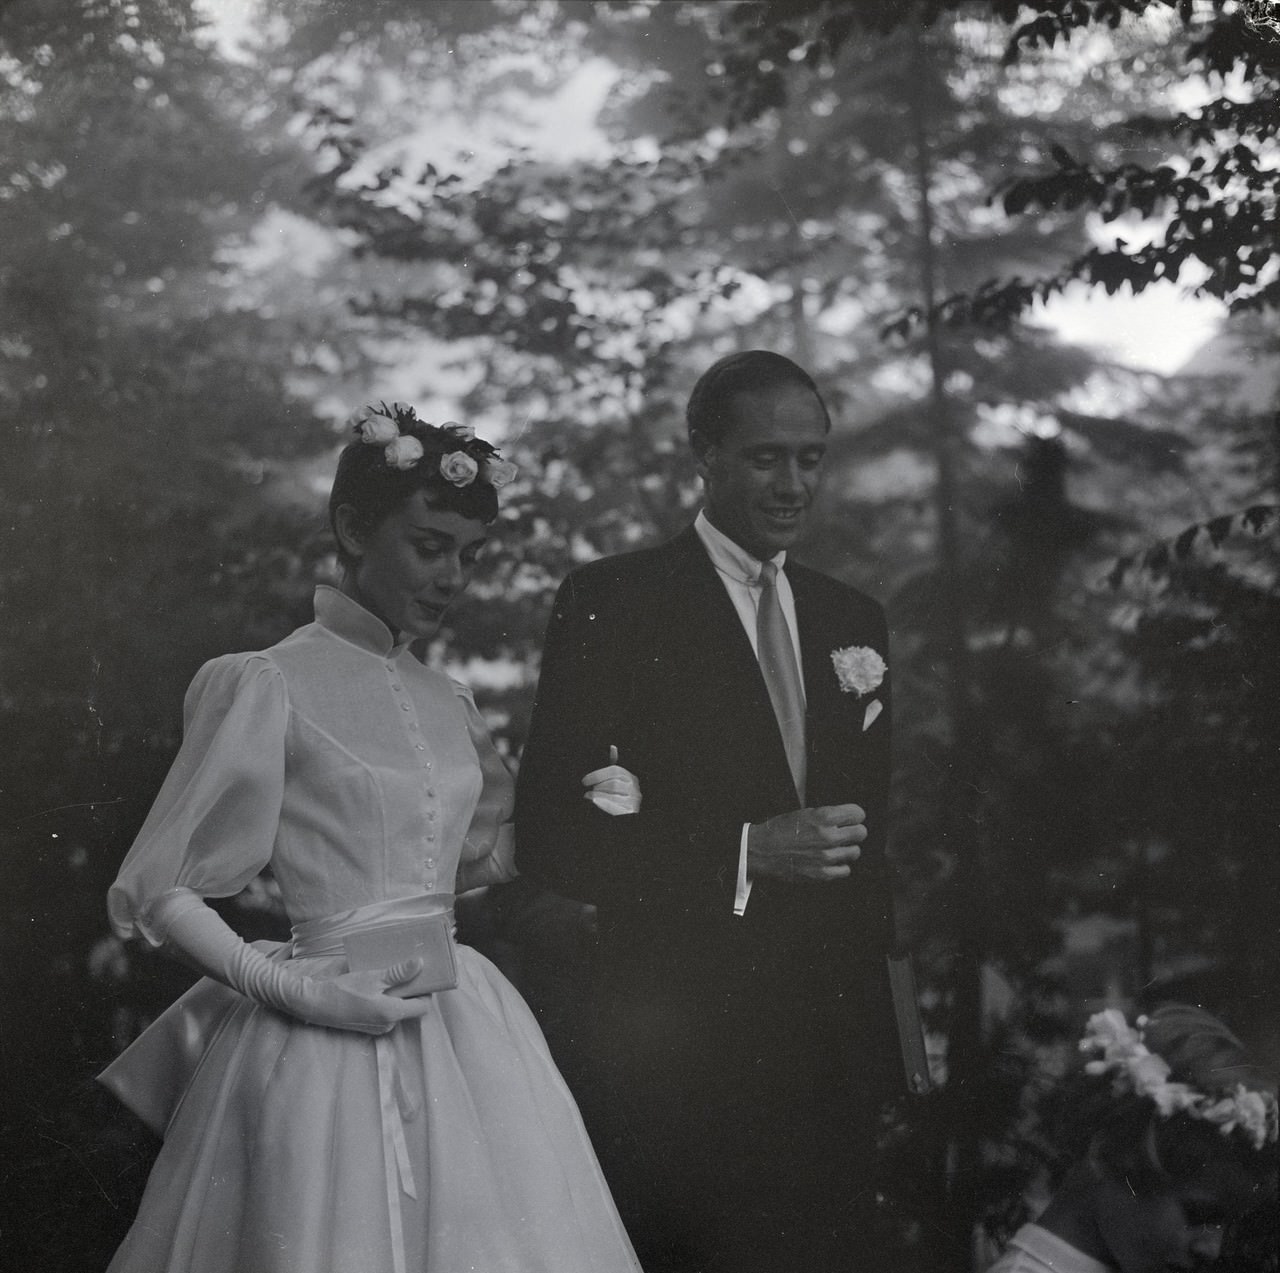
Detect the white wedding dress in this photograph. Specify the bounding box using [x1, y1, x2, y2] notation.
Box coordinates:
[101, 586, 640, 1273]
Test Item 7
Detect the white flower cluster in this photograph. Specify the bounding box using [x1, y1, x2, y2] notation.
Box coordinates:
[1080, 1009, 1279, 1151]
[353, 403, 518, 487]
[830, 644, 887, 697]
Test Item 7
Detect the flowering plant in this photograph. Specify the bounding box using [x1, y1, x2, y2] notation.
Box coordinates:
[831, 645, 887, 697]
[1079, 1009, 1279, 1150]
[352, 401, 516, 487]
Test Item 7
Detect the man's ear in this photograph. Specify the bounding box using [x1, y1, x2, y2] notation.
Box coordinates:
[333, 503, 367, 560]
[689, 430, 715, 481]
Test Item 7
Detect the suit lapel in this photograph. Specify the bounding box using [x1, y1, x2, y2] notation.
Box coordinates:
[793, 569, 836, 716]
[790, 564, 874, 805]
[661, 528, 797, 801]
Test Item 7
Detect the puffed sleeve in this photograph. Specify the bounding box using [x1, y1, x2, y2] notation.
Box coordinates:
[453, 681, 517, 888]
[107, 653, 289, 944]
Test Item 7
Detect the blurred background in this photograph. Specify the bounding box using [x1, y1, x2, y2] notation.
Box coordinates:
[2, 1, 1276, 1268]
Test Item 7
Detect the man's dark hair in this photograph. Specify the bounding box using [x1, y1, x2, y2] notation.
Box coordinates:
[685, 349, 831, 451]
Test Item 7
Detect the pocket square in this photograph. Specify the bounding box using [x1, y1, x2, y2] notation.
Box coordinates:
[862, 699, 883, 731]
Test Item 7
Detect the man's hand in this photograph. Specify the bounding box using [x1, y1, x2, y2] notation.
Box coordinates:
[581, 744, 642, 817]
[746, 804, 867, 883]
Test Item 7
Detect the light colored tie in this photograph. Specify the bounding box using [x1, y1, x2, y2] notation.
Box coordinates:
[756, 560, 806, 802]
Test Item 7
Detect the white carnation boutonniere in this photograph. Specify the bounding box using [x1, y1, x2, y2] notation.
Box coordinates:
[832, 644, 887, 731]
[831, 645, 887, 697]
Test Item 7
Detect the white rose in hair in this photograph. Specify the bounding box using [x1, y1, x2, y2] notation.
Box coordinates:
[483, 457, 518, 488]
[440, 450, 480, 486]
[830, 645, 887, 697]
[443, 421, 476, 441]
[384, 435, 424, 469]
[358, 415, 399, 445]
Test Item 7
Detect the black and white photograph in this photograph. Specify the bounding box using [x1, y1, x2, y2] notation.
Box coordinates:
[3, 2, 1278, 1271]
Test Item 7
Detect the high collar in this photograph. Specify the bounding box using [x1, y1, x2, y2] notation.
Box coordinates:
[694, 509, 786, 587]
[313, 585, 412, 657]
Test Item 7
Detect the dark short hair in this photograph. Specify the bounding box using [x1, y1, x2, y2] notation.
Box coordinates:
[329, 413, 501, 563]
[685, 349, 831, 451]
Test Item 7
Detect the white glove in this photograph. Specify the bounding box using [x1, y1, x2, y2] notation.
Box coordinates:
[155, 893, 434, 1035]
[581, 745, 641, 817]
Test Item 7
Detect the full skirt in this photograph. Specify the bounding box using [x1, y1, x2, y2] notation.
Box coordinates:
[102, 945, 640, 1273]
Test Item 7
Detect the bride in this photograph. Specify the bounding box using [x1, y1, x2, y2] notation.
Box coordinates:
[100, 403, 642, 1273]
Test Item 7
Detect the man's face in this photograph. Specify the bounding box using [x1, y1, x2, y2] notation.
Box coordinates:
[696, 381, 829, 561]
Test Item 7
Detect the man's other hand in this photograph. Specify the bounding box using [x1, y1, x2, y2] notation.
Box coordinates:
[746, 804, 867, 883]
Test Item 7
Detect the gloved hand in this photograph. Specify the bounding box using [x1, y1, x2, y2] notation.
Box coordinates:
[155, 892, 435, 1035]
[581, 745, 641, 817]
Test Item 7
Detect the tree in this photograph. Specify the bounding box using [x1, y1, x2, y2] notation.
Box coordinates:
[711, 0, 1280, 323]
[1, 4, 339, 1266]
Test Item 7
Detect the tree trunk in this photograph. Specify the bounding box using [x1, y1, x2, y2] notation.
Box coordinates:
[908, 17, 986, 1269]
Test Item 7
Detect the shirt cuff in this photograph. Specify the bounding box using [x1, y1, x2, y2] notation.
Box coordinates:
[734, 823, 753, 917]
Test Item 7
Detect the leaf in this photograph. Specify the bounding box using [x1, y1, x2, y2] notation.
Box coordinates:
[1050, 143, 1078, 170]
[1206, 515, 1235, 547]
[1003, 182, 1032, 216]
[1106, 557, 1132, 590]
[1174, 526, 1200, 560]
[1241, 505, 1279, 535]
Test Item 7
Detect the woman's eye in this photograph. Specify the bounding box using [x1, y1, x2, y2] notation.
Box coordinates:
[1182, 1200, 1225, 1228]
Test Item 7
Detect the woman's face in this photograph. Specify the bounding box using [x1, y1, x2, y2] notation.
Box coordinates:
[1095, 1161, 1254, 1272]
[339, 489, 489, 640]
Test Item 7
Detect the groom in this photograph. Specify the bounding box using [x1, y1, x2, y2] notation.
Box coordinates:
[515, 351, 897, 1272]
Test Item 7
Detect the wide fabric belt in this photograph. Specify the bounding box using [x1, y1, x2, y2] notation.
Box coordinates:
[290, 891, 457, 956]
[292, 892, 458, 1273]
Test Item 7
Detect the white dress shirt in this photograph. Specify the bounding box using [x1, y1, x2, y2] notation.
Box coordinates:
[693, 511, 805, 916]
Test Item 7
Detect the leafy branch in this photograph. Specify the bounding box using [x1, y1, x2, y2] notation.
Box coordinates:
[1102, 503, 1280, 589]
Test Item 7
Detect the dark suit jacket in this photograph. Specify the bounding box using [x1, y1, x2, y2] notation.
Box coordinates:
[516, 526, 896, 1022]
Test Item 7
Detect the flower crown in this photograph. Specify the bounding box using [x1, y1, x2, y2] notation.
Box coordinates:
[1080, 1009, 1279, 1151]
[352, 401, 517, 489]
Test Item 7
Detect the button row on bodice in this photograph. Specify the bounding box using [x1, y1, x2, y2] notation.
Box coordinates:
[385, 657, 442, 886]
